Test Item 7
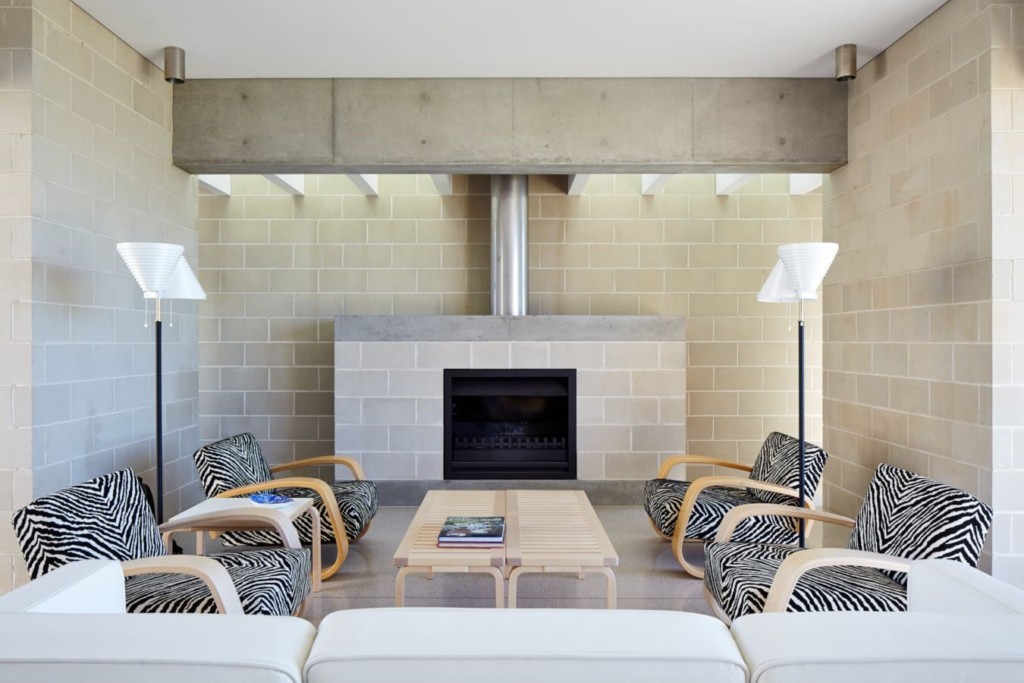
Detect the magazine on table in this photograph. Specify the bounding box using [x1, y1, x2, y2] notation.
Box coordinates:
[437, 516, 505, 546]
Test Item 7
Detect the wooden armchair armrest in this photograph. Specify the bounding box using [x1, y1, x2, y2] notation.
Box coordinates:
[673, 476, 806, 578]
[763, 548, 915, 613]
[657, 455, 753, 479]
[216, 477, 348, 580]
[270, 455, 366, 480]
[715, 504, 855, 543]
[121, 556, 244, 614]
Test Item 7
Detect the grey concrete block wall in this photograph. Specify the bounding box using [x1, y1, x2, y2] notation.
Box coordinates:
[333, 317, 686, 480]
[0, 0, 200, 590]
[0, 1, 34, 593]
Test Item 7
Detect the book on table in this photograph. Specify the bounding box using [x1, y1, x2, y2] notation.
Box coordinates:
[437, 516, 505, 547]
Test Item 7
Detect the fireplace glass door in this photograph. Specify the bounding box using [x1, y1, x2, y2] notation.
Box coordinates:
[444, 369, 576, 480]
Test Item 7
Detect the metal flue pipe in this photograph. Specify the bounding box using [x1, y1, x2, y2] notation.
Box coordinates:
[490, 175, 529, 315]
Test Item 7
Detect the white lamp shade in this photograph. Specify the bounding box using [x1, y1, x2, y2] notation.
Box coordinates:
[757, 260, 803, 303]
[117, 242, 184, 295]
[144, 257, 205, 300]
[777, 242, 839, 300]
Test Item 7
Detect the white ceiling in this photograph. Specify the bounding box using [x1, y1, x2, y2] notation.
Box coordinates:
[75, 0, 946, 79]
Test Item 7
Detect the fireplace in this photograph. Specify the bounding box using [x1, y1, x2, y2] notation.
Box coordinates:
[444, 369, 577, 480]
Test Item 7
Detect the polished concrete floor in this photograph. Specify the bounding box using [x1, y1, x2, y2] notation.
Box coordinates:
[300, 504, 850, 627]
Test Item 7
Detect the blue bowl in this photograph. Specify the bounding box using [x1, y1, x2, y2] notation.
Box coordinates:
[250, 493, 292, 505]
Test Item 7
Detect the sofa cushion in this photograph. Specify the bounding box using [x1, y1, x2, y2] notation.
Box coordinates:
[908, 560, 1024, 615]
[731, 612, 1024, 683]
[0, 561, 125, 614]
[0, 613, 315, 683]
[307, 608, 747, 683]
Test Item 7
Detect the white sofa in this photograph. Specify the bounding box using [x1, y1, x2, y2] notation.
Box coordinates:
[0, 559, 1022, 682]
[0, 560, 316, 683]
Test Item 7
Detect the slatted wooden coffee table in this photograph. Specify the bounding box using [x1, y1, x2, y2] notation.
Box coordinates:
[393, 490, 507, 608]
[393, 489, 618, 609]
[505, 489, 618, 608]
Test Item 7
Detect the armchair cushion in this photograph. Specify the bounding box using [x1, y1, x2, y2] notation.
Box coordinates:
[644, 432, 828, 544]
[193, 432, 274, 494]
[848, 464, 993, 586]
[748, 432, 828, 506]
[704, 464, 994, 622]
[13, 469, 167, 578]
[126, 548, 311, 616]
[193, 433, 379, 546]
[12, 469, 312, 617]
[644, 480, 800, 544]
[704, 541, 907, 622]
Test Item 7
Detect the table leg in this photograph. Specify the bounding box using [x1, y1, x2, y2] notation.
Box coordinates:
[507, 566, 617, 609]
[482, 566, 504, 609]
[395, 567, 415, 607]
[394, 566, 505, 608]
[597, 567, 617, 609]
[307, 509, 322, 592]
[508, 566, 524, 608]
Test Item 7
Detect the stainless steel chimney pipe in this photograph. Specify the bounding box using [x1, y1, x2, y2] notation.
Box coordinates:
[490, 175, 529, 315]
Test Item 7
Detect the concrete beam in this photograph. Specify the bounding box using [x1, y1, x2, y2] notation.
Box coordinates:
[173, 78, 847, 174]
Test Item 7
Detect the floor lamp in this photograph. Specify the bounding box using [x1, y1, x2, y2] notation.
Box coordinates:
[117, 243, 206, 522]
[758, 242, 838, 548]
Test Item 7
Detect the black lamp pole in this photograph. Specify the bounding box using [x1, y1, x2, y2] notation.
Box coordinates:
[797, 303, 806, 548]
[154, 298, 164, 523]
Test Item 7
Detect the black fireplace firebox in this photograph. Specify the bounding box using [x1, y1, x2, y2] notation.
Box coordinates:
[443, 369, 577, 480]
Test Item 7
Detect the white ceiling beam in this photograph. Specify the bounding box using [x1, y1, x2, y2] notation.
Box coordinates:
[715, 173, 755, 195]
[346, 174, 379, 196]
[641, 174, 673, 195]
[264, 174, 305, 196]
[789, 173, 823, 195]
[197, 174, 231, 196]
[429, 174, 453, 195]
[567, 174, 591, 195]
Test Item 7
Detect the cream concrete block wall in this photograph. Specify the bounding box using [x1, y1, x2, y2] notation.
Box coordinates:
[0, 0, 34, 593]
[0, 0, 199, 589]
[823, 0, 1018, 577]
[199, 173, 822, 477]
[990, 3, 1024, 585]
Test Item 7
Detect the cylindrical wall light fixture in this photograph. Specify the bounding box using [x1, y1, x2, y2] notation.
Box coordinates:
[835, 44, 857, 81]
[164, 46, 185, 84]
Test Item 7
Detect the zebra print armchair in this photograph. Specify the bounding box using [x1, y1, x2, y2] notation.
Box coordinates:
[12, 469, 311, 616]
[703, 463, 994, 623]
[643, 431, 829, 578]
[192, 433, 378, 580]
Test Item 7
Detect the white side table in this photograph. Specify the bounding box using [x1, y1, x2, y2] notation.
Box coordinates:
[160, 497, 322, 592]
